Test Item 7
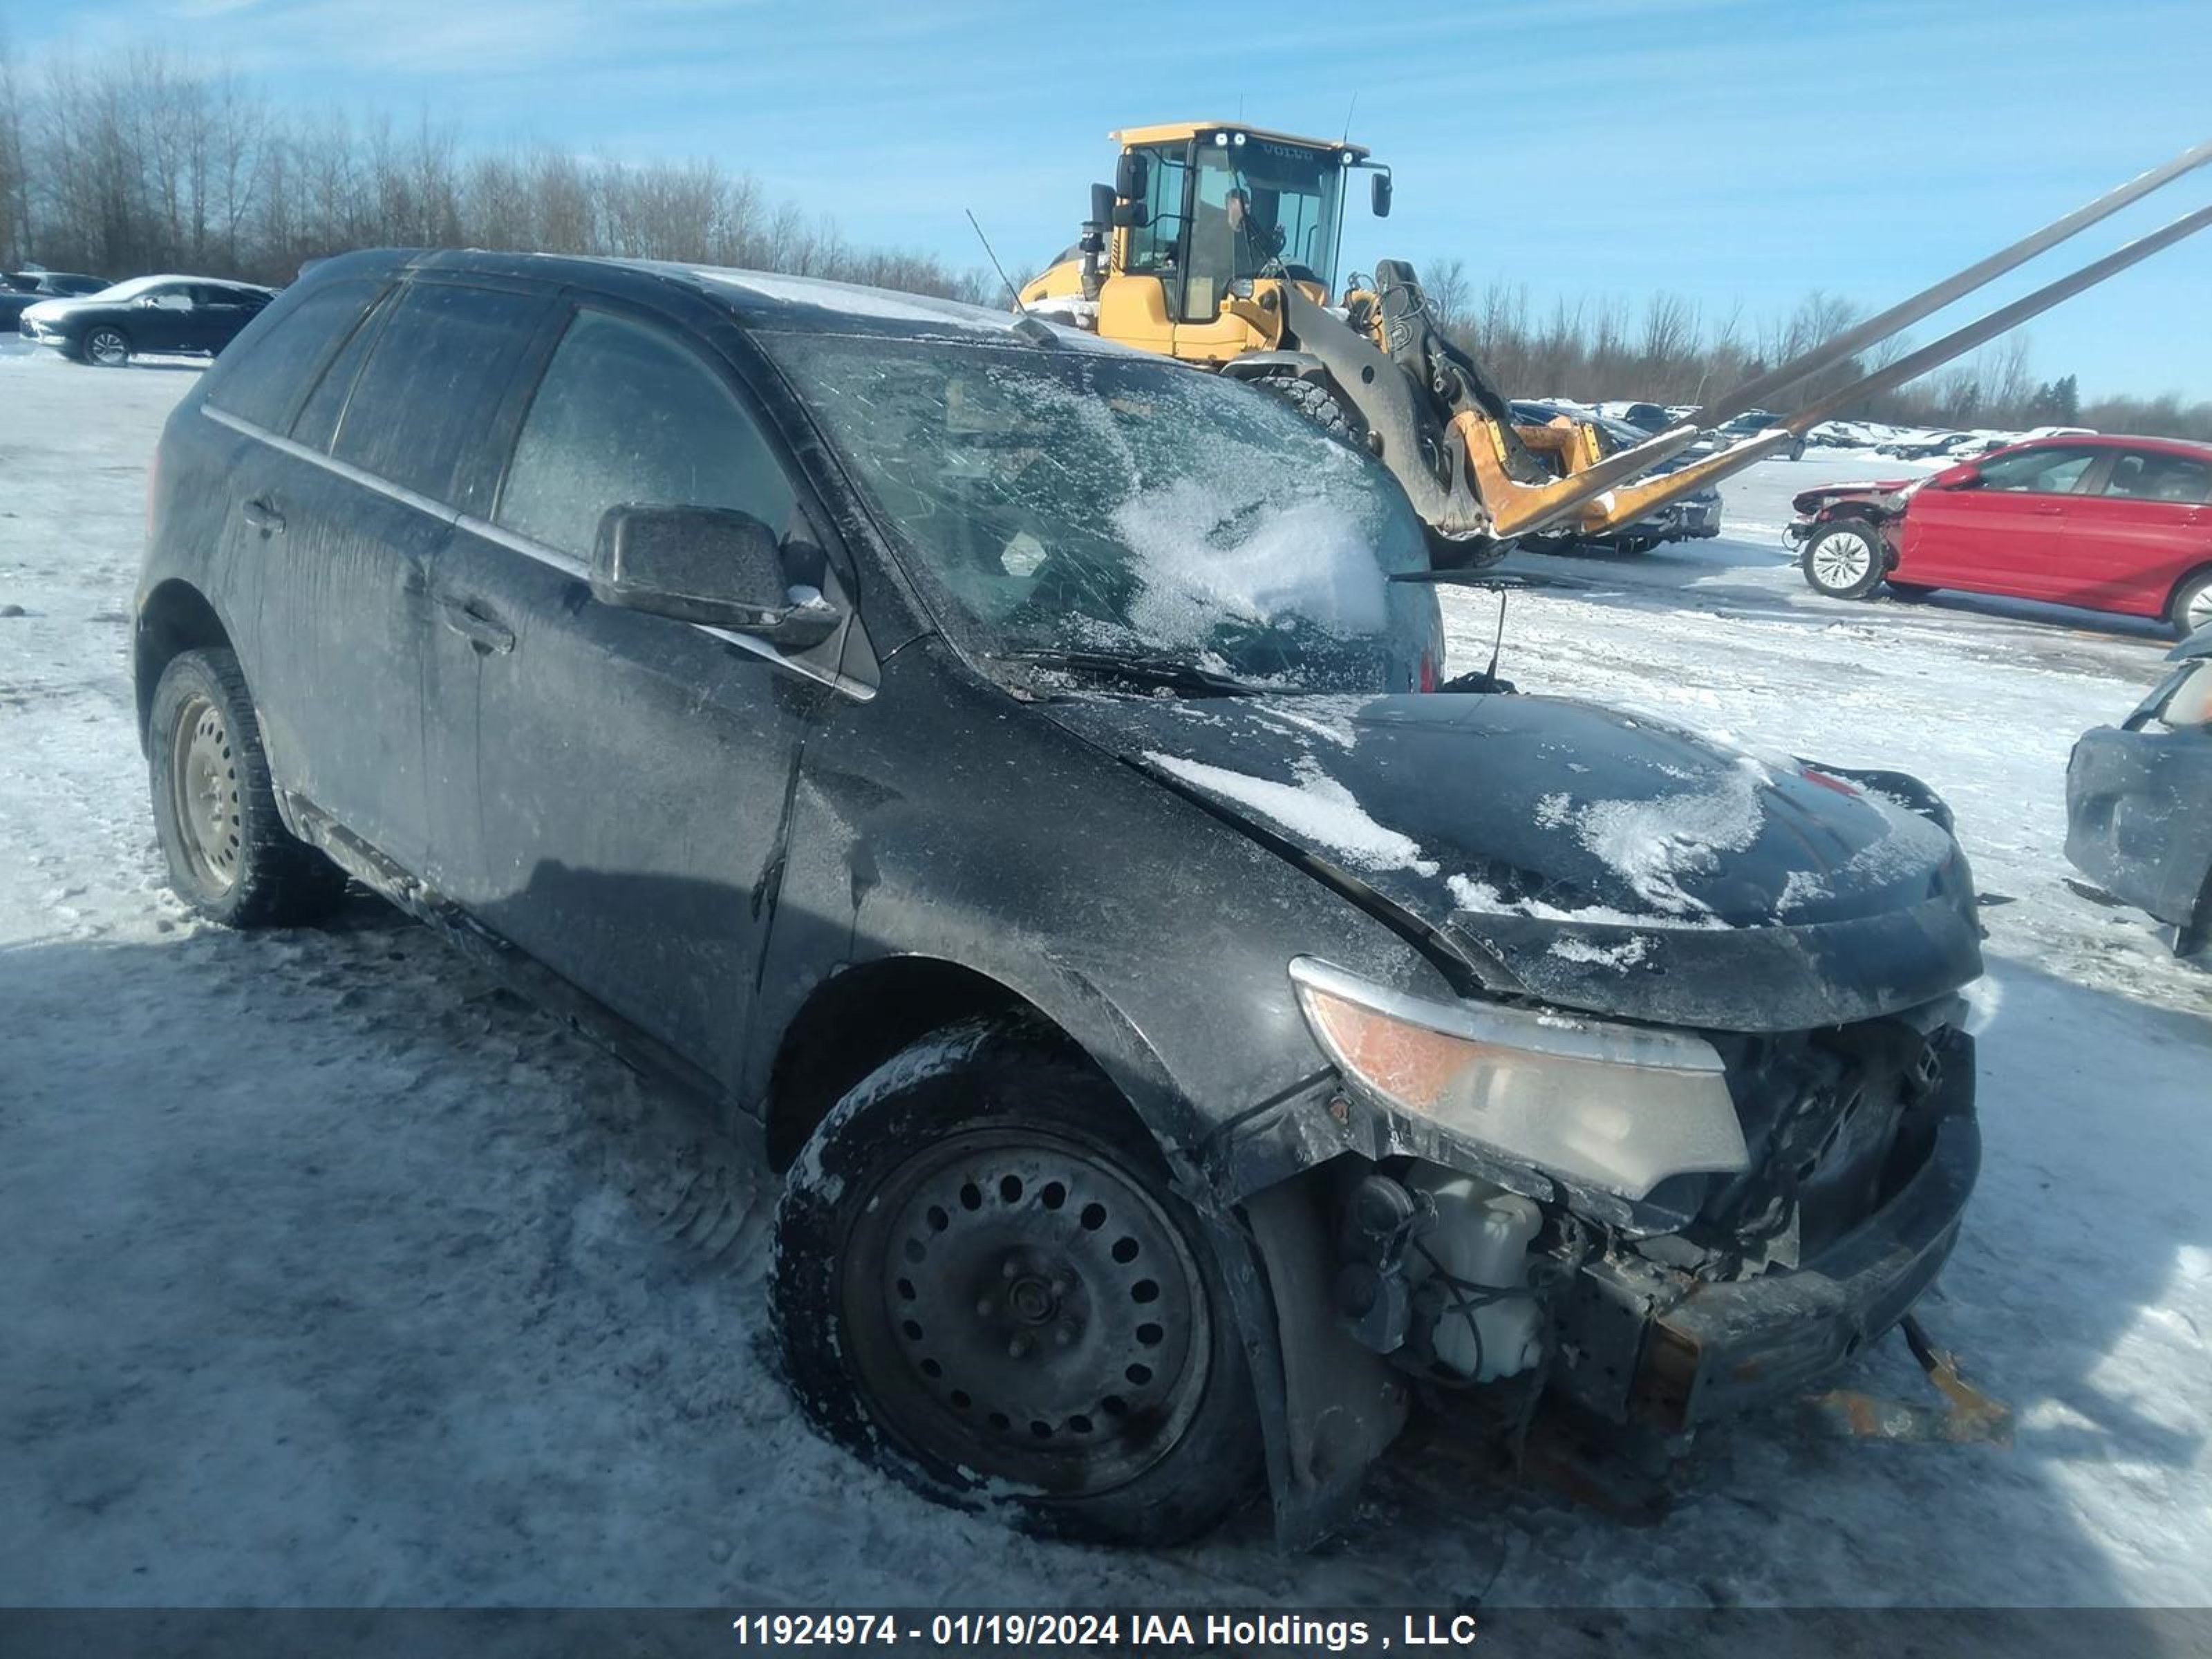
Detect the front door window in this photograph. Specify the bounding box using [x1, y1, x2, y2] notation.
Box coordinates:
[1975, 446, 2098, 495]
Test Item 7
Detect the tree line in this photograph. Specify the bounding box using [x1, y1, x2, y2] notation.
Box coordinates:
[0, 47, 997, 306]
[3, 47, 2205, 440]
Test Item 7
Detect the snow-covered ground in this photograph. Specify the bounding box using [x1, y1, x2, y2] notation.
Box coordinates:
[4, 344, 2209, 1612]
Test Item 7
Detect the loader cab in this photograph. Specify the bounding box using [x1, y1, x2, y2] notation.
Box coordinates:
[1021, 122, 1384, 366]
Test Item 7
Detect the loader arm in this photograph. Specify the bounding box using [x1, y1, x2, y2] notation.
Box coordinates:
[1273, 276, 1701, 564]
[1573, 198, 2212, 538]
[1686, 138, 2212, 429]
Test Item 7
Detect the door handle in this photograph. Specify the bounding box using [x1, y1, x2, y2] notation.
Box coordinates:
[437, 597, 516, 656]
[240, 496, 284, 535]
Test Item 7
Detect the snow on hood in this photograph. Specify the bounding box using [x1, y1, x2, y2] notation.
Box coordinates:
[1145, 751, 1437, 877]
[1047, 691, 1982, 1031]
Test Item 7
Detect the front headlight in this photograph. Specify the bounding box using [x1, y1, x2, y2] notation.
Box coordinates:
[2127, 659, 2212, 730]
[2157, 661, 2212, 729]
[1288, 957, 1749, 1199]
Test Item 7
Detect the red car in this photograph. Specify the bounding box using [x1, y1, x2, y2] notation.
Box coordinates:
[1790, 435, 2212, 637]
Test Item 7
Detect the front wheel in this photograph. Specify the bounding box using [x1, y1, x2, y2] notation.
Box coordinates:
[1246, 366, 1368, 450]
[1801, 520, 1888, 599]
[771, 1018, 1262, 1544]
[82, 328, 131, 367]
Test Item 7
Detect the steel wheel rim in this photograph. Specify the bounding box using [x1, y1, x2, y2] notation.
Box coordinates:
[168, 692, 243, 892]
[1812, 529, 1873, 590]
[2188, 584, 2212, 634]
[842, 1125, 1209, 1495]
[87, 330, 127, 366]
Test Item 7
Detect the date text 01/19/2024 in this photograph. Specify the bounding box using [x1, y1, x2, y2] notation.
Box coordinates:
[727, 1612, 1483, 1649]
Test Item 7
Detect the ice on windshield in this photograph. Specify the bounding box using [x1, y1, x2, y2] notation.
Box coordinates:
[1112, 478, 1389, 647]
[764, 332, 1432, 691]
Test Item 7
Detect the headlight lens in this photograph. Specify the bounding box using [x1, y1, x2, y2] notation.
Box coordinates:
[2157, 661, 2212, 729]
[1289, 957, 1749, 1199]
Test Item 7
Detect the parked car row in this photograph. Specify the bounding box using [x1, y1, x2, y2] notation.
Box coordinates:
[17, 273, 276, 364]
[0, 269, 109, 331]
[1587, 401, 1808, 460]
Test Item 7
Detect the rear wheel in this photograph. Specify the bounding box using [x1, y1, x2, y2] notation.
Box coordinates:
[771, 1018, 1262, 1544]
[2171, 569, 2212, 639]
[1801, 520, 1887, 599]
[82, 328, 130, 367]
[148, 648, 347, 927]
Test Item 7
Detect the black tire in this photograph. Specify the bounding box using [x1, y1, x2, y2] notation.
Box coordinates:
[1800, 518, 1888, 599]
[1785, 435, 1807, 462]
[81, 326, 131, 367]
[147, 647, 347, 927]
[771, 1017, 1262, 1544]
[1246, 366, 1368, 451]
[2169, 568, 2212, 641]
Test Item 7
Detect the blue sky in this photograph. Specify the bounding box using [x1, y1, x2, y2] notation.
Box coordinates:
[17, 0, 2212, 399]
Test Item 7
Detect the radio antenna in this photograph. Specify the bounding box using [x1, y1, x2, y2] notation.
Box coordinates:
[965, 209, 1027, 314]
[1341, 91, 1359, 144]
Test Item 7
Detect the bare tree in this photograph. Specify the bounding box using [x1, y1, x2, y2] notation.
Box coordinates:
[1421, 256, 1469, 332]
[0, 30, 30, 267]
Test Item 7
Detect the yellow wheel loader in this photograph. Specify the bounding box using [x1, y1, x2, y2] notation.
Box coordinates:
[1022, 122, 2212, 572]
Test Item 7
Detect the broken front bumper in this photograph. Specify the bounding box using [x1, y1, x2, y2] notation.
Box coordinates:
[1558, 1035, 1980, 1433]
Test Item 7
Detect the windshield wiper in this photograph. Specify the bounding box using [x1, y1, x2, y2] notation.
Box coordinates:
[991, 648, 1267, 697]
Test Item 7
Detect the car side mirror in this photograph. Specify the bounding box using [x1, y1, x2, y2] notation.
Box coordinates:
[1115, 151, 1149, 205]
[589, 505, 841, 648]
[1371, 172, 1393, 218]
[1931, 461, 1980, 489]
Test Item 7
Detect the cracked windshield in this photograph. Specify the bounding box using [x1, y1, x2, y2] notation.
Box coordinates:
[764, 332, 1436, 691]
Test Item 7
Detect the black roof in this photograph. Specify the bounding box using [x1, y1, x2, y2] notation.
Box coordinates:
[316, 247, 1089, 348]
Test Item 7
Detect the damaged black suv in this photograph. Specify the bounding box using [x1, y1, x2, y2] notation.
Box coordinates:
[136, 250, 1984, 1546]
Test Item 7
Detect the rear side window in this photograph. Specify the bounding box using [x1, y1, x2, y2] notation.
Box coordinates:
[2103, 450, 2212, 505]
[496, 308, 796, 561]
[291, 288, 395, 453]
[330, 281, 550, 511]
[205, 278, 385, 433]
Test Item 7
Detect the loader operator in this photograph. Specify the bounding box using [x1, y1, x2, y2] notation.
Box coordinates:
[1192, 187, 1282, 292]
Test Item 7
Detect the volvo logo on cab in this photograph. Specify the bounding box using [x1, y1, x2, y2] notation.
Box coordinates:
[1403, 1613, 1480, 1646]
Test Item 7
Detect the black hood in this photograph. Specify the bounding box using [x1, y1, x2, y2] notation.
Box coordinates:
[1046, 691, 1983, 1032]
